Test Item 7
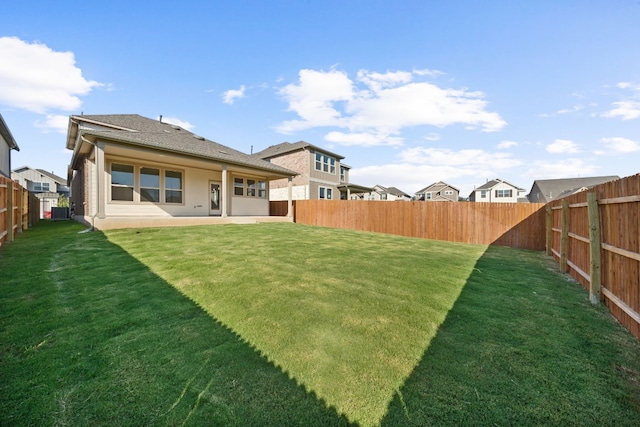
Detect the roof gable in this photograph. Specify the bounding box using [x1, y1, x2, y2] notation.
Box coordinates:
[416, 181, 460, 194]
[0, 114, 19, 151]
[528, 176, 619, 202]
[475, 178, 524, 191]
[253, 141, 345, 160]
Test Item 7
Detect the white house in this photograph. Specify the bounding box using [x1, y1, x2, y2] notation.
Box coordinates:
[469, 178, 527, 203]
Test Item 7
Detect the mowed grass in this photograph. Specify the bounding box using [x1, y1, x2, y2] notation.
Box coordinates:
[0, 221, 639, 426]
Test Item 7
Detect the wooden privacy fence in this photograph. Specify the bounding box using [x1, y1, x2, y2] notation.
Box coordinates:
[0, 176, 37, 246]
[548, 174, 640, 339]
[272, 200, 546, 250]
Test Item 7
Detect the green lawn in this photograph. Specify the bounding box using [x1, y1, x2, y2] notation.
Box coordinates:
[1, 221, 639, 426]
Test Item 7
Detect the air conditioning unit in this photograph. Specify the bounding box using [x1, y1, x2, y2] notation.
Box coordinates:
[51, 207, 69, 221]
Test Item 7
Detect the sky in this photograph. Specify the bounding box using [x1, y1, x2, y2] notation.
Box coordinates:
[1, 0, 639, 197]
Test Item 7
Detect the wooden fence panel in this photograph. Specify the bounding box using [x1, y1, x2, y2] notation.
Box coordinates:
[273, 200, 546, 250]
[0, 176, 32, 246]
[548, 173, 640, 339]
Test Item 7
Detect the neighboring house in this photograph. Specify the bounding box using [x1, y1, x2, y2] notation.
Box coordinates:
[0, 114, 20, 178]
[252, 141, 372, 200]
[359, 185, 411, 201]
[65, 114, 297, 230]
[527, 176, 619, 203]
[415, 181, 460, 202]
[469, 178, 527, 203]
[12, 166, 69, 218]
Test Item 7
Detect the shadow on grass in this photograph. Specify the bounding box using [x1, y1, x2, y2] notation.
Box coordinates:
[0, 222, 354, 426]
[380, 245, 640, 426]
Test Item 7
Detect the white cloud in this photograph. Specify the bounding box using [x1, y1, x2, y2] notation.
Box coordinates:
[497, 140, 518, 149]
[325, 131, 403, 147]
[222, 85, 246, 105]
[275, 68, 506, 144]
[546, 139, 581, 154]
[424, 132, 440, 142]
[601, 100, 640, 120]
[524, 158, 597, 179]
[34, 114, 69, 134]
[160, 116, 194, 131]
[413, 68, 445, 78]
[0, 36, 101, 113]
[602, 82, 640, 120]
[600, 137, 640, 153]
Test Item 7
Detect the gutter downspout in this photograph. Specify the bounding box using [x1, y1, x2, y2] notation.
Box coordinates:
[80, 135, 99, 231]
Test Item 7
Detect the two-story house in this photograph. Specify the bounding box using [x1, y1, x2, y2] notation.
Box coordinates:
[12, 166, 69, 218]
[469, 178, 527, 203]
[415, 181, 460, 201]
[0, 114, 20, 178]
[253, 141, 372, 200]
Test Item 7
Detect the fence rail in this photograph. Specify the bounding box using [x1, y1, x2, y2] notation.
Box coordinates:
[0, 176, 37, 246]
[272, 200, 546, 250]
[548, 174, 640, 339]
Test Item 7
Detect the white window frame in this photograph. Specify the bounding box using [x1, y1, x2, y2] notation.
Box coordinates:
[319, 186, 333, 199]
[315, 153, 336, 174]
[232, 177, 268, 198]
[444, 190, 454, 195]
[495, 189, 513, 198]
[109, 162, 184, 205]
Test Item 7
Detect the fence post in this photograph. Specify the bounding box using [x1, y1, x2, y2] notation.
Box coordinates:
[545, 204, 552, 256]
[7, 180, 14, 243]
[587, 192, 602, 304]
[560, 199, 569, 273]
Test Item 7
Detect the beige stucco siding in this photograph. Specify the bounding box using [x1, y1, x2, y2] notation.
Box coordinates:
[0, 137, 10, 177]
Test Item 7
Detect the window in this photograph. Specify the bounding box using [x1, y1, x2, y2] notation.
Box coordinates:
[233, 178, 267, 198]
[495, 189, 512, 198]
[110, 163, 182, 204]
[319, 186, 333, 199]
[234, 178, 244, 196]
[165, 170, 183, 203]
[445, 190, 454, 195]
[480, 190, 487, 198]
[140, 167, 160, 202]
[340, 166, 346, 182]
[111, 164, 134, 201]
[426, 192, 432, 200]
[315, 153, 336, 174]
[33, 182, 50, 192]
[247, 179, 256, 197]
[258, 181, 267, 198]
[381, 193, 388, 200]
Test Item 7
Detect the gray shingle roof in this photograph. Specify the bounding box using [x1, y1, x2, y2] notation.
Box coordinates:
[385, 186, 410, 197]
[475, 178, 524, 191]
[70, 114, 296, 177]
[416, 181, 460, 194]
[36, 169, 66, 184]
[253, 141, 345, 160]
[527, 176, 619, 203]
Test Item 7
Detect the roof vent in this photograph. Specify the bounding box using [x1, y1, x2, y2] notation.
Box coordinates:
[172, 125, 180, 130]
[193, 135, 205, 140]
[219, 150, 229, 155]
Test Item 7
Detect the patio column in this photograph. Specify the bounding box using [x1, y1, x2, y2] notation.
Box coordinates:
[221, 165, 228, 217]
[95, 142, 106, 219]
[287, 177, 293, 218]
